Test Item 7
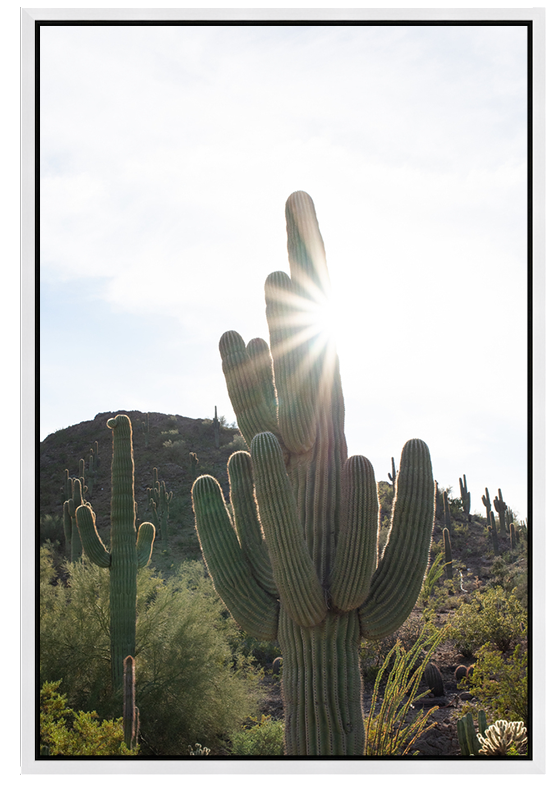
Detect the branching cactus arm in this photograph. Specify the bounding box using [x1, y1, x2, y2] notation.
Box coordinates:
[358, 439, 434, 640]
[192, 473, 279, 640]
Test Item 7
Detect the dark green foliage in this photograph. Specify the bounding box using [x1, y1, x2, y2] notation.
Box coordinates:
[463, 643, 528, 724]
[449, 586, 527, 656]
[229, 715, 284, 755]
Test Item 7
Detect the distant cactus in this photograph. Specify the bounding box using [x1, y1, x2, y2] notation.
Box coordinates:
[509, 522, 518, 550]
[388, 456, 397, 488]
[272, 656, 283, 675]
[442, 527, 453, 581]
[76, 414, 155, 691]
[442, 490, 453, 533]
[147, 467, 173, 548]
[488, 510, 499, 555]
[482, 488, 491, 526]
[477, 720, 527, 756]
[213, 406, 220, 448]
[424, 662, 445, 697]
[141, 412, 150, 446]
[459, 474, 471, 522]
[189, 452, 199, 480]
[457, 710, 488, 756]
[63, 478, 84, 562]
[493, 488, 508, 534]
[466, 664, 475, 679]
[454, 665, 467, 683]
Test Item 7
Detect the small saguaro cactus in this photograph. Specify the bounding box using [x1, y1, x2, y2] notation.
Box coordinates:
[457, 710, 488, 756]
[76, 415, 156, 691]
[493, 488, 508, 534]
[63, 478, 85, 562]
[509, 522, 518, 550]
[482, 487, 492, 526]
[147, 468, 173, 548]
[192, 191, 435, 756]
[459, 474, 471, 522]
[213, 406, 220, 448]
[388, 456, 397, 488]
[123, 655, 139, 750]
[442, 527, 453, 581]
[442, 489, 453, 533]
[488, 510, 499, 556]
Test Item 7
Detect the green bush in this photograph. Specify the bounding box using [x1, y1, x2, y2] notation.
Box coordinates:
[462, 643, 528, 724]
[449, 586, 527, 656]
[229, 714, 284, 756]
[40, 681, 135, 755]
[40, 548, 260, 755]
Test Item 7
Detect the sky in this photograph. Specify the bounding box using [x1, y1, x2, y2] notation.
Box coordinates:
[39, 21, 529, 520]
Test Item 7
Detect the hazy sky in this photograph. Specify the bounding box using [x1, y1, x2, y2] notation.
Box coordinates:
[40, 22, 528, 519]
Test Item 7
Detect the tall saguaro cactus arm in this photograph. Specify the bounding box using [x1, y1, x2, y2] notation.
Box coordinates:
[358, 439, 434, 639]
[192, 473, 279, 640]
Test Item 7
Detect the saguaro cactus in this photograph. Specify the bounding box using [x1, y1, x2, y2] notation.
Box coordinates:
[63, 478, 84, 562]
[213, 406, 220, 448]
[459, 474, 471, 522]
[482, 488, 492, 526]
[442, 527, 453, 581]
[75, 415, 155, 691]
[192, 191, 435, 756]
[493, 488, 508, 534]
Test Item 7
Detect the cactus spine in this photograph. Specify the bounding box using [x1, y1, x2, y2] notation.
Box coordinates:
[192, 191, 435, 756]
[75, 415, 155, 691]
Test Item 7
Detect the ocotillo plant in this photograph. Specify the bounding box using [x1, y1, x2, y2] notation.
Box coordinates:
[459, 474, 471, 522]
[192, 191, 435, 756]
[482, 487, 492, 526]
[494, 488, 508, 534]
[442, 527, 453, 581]
[76, 415, 156, 691]
[213, 406, 220, 448]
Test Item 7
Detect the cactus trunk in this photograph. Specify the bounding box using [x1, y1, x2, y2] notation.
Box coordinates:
[280, 609, 363, 755]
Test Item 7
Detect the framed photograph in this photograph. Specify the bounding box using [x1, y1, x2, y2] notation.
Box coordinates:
[22, 7, 545, 775]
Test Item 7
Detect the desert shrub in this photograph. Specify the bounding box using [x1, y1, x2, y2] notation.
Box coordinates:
[39, 514, 64, 546]
[221, 433, 249, 453]
[40, 548, 259, 755]
[237, 633, 281, 671]
[462, 643, 528, 724]
[229, 714, 285, 755]
[40, 680, 134, 755]
[448, 586, 527, 656]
